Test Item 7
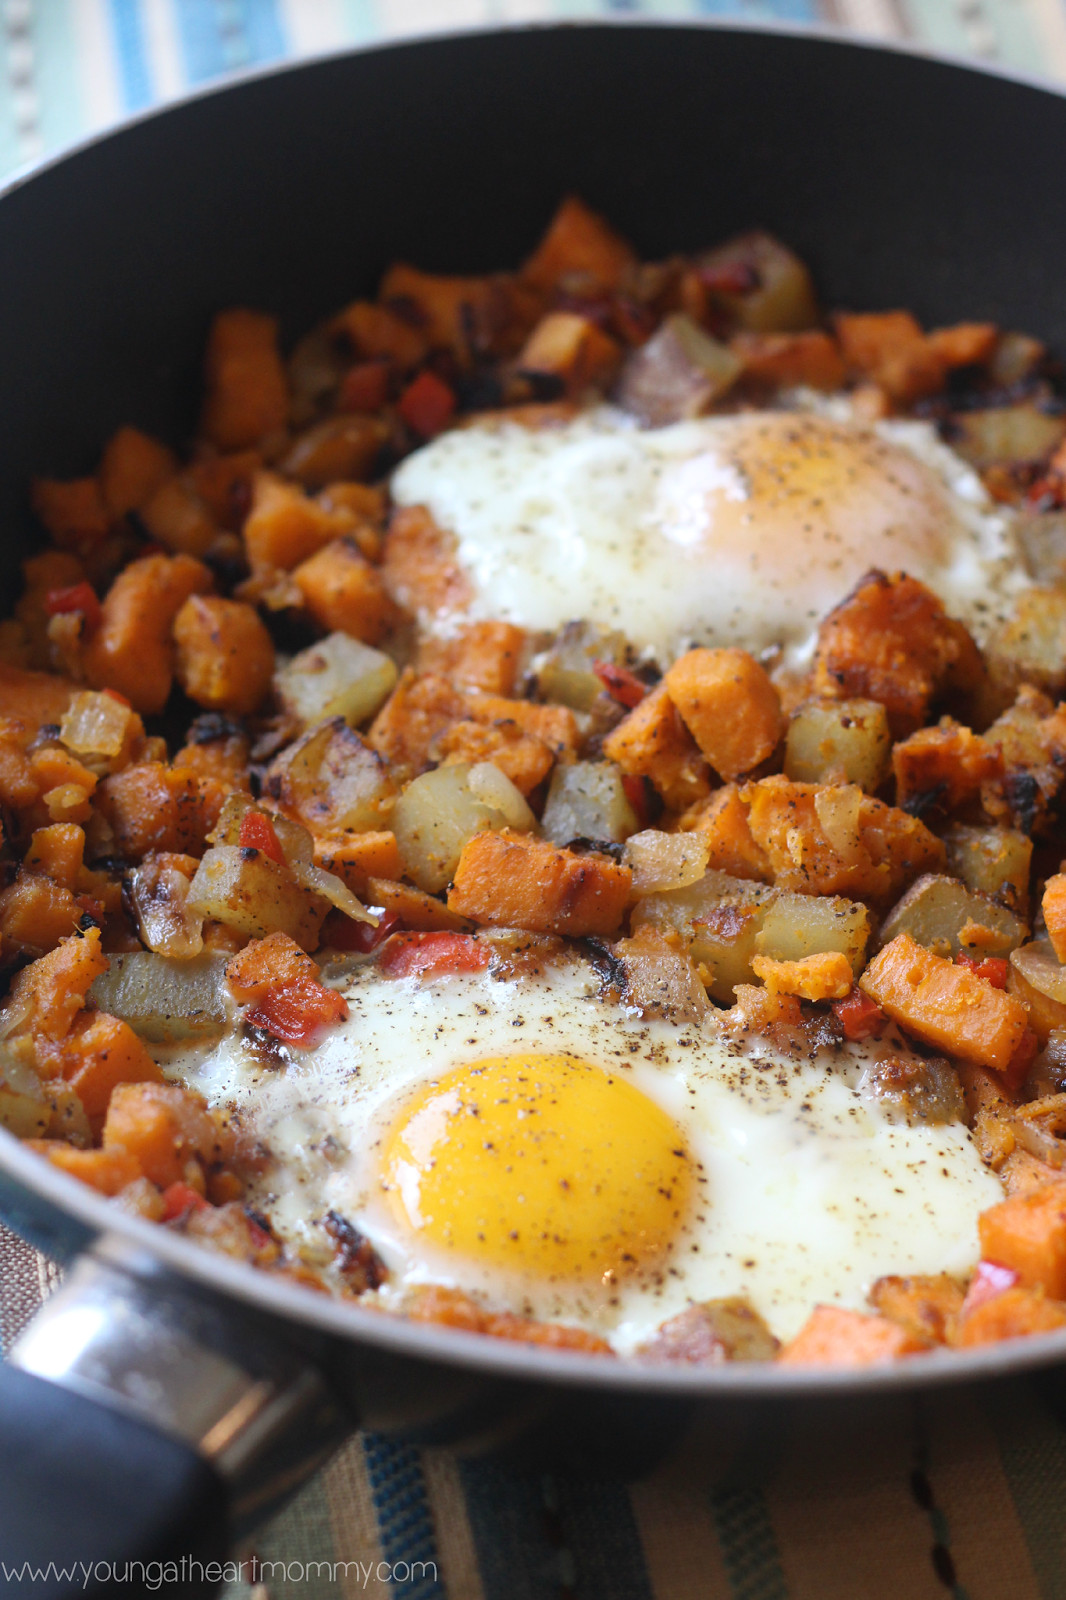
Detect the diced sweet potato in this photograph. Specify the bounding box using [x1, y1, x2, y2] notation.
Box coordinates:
[292, 538, 400, 644]
[138, 477, 217, 558]
[25, 1141, 141, 1196]
[778, 1304, 930, 1366]
[367, 669, 469, 781]
[0, 874, 83, 959]
[0, 663, 78, 733]
[380, 504, 472, 620]
[97, 762, 219, 860]
[732, 329, 845, 391]
[448, 830, 631, 937]
[892, 720, 1001, 817]
[521, 196, 635, 296]
[1043, 875, 1066, 965]
[378, 263, 510, 366]
[679, 787, 772, 880]
[225, 932, 319, 1003]
[0, 719, 38, 811]
[868, 1273, 965, 1345]
[24, 824, 85, 891]
[243, 473, 347, 572]
[664, 648, 782, 781]
[200, 309, 288, 451]
[977, 1181, 1066, 1297]
[313, 831, 403, 895]
[813, 571, 984, 736]
[332, 300, 426, 369]
[7, 926, 108, 1040]
[602, 684, 710, 811]
[98, 426, 177, 519]
[742, 776, 944, 903]
[83, 553, 212, 713]
[834, 311, 946, 403]
[436, 720, 555, 797]
[172, 595, 275, 715]
[31, 477, 110, 549]
[414, 622, 526, 696]
[365, 876, 473, 933]
[281, 415, 387, 492]
[927, 322, 998, 369]
[103, 1079, 231, 1188]
[404, 1284, 613, 1355]
[860, 931, 1031, 1075]
[953, 1284, 1066, 1346]
[981, 686, 1066, 836]
[186, 448, 261, 527]
[751, 950, 854, 1001]
[517, 313, 620, 396]
[37, 1011, 163, 1119]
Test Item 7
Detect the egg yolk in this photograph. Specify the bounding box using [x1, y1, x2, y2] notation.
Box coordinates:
[382, 1053, 694, 1284]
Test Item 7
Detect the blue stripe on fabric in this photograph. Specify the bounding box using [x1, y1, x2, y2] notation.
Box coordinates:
[362, 1434, 447, 1599]
[108, 0, 153, 111]
[696, 0, 819, 19]
[458, 1461, 566, 1600]
[710, 1485, 789, 1600]
[237, 0, 286, 63]
[174, 0, 234, 82]
[546, 1473, 657, 1600]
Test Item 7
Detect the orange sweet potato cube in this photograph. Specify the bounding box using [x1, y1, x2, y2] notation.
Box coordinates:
[664, 648, 783, 781]
[26, 1142, 141, 1196]
[978, 1182, 1066, 1298]
[7, 925, 108, 1040]
[201, 309, 289, 451]
[602, 683, 710, 811]
[314, 831, 403, 895]
[83, 552, 213, 713]
[521, 196, 635, 295]
[952, 1284, 1066, 1346]
[98, 426, 177, 518]
[681, 786, 771, 880]
[778, 1304, 930, 1366]
[292, 538, 400, 644]
[225, 931, 320, 1003]
[448, 830, 631, 937]
[1043, 873, 1066, 965]
[172, 594, 275, 716]
[103, 1079, 227, 1188]
[41, 1012, 164, 1120]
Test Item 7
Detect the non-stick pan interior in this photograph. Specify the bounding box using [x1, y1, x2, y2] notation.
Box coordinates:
[2, 22, 1066, 1398]
[1, 20, 1064, 596]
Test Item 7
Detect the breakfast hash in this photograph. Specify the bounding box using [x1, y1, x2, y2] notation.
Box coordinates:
[5, 197, 1066, 1366]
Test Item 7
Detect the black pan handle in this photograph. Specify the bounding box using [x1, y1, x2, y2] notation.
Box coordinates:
[2, 1238, 354, 1599]
[0, 1364, 226, 1599]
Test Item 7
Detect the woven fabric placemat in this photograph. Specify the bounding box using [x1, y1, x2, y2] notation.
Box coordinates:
[5, 1220, 1066, 1600]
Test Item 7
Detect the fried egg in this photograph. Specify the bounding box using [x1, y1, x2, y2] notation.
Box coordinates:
[163, 951, 1000, 1349]
[390, 402, 1029, 667]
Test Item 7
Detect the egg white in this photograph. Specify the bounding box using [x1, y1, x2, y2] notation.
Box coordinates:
[390, 401, 1030, 668]
[160, 953, 1001, 1350]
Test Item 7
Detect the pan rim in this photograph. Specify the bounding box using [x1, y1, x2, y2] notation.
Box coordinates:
[3, 17, 1066, 1398]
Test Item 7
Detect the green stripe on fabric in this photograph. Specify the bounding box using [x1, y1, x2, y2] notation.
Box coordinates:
[982, 1378, 1066, 1600]
[710, 1485, 789, 1600]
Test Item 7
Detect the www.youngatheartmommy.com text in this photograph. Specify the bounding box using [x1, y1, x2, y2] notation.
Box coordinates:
[2, 1555, 437, 1590]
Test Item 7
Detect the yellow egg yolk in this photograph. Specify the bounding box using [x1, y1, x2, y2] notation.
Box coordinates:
[381, 1053, 694, 1284]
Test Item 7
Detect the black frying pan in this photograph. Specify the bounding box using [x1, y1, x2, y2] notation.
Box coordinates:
[3, 22, 1066, 1597]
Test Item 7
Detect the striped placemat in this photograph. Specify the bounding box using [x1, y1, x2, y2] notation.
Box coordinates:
[4, 1221, 1066, 1599]
[3, 0, 1066, 180]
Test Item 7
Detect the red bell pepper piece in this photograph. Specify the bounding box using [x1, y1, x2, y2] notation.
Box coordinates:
[378, 931, 490, 980]
[592, 659, 647, 709]
[832, 988, 888, 1041]
[162, 1182, 209, 1223]
[237, 810, 287, 867]
[962, 1259, 1019, 1315]
[955, 952, 1009, 989]
[338, 359, 391, 412]
[44, 581, 102, 632]
[398, 370, 456, 439]
[247, 974, 349, 1045]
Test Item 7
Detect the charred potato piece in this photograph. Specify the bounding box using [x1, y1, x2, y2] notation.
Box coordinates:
[540, 760, 637, 848]
[941, 823, 1032, 915]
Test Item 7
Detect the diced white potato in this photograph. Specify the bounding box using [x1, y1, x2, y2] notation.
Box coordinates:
[985, 587, 1066, 697]
[536, 620, 629, 712]
[394, 762, 535, 894]
[90, 953, 233, 1041]
[632, 868, 778, 1002]
[466, 763, 537, 831]
[615, 926, 710, 1025]
[268, 718, 396, 834]
[541, 760, 638, 846]
[275, 631, 397, 728]
[1011, 938, 1066, 1043]
[755, 892, 871, 974]
[624, 829, 710, 896]
[187, 845, 330, 947]
[784, 698, 891, 790]
[0, 1040, 49, 1138]
[880, 874, 1028, 959]
[942, 824, 1032, 915]
[950, 404, 1066, 470]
